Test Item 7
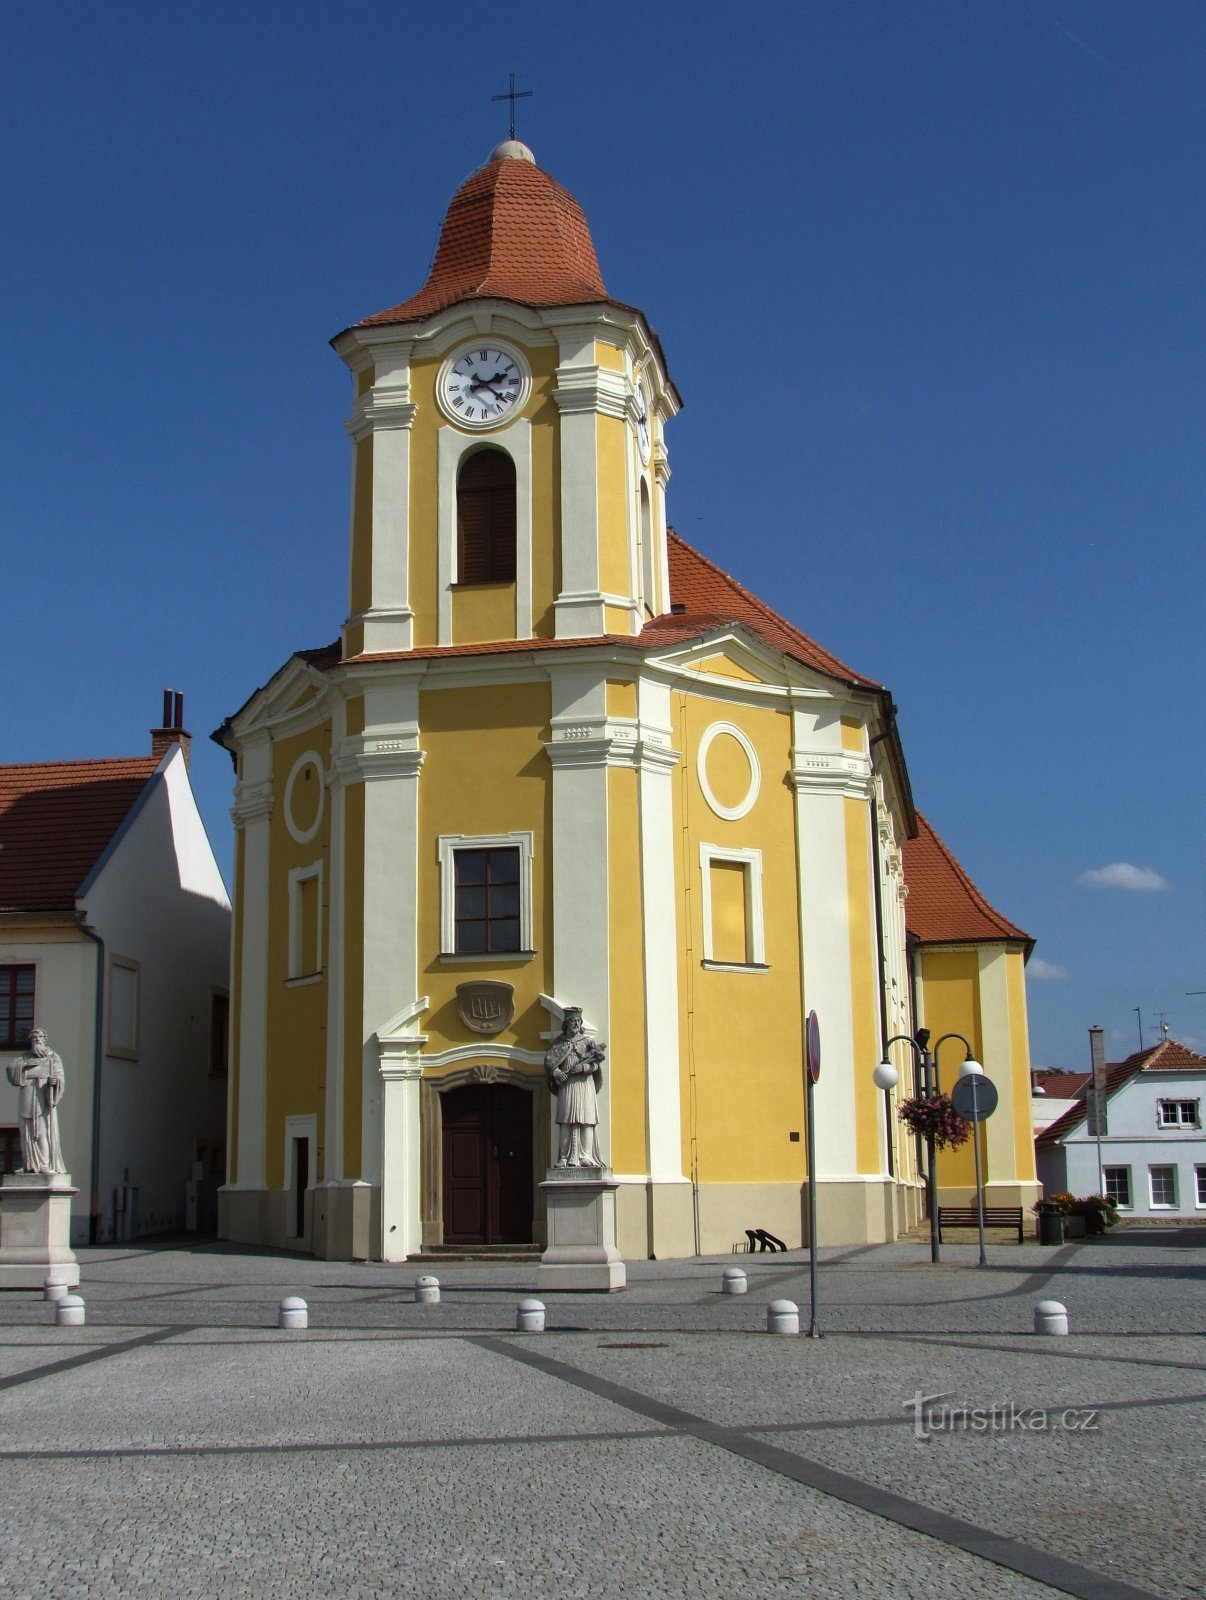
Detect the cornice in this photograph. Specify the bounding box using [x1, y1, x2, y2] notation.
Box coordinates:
[553, 365, 629, 419]
[231, 779, 275, 828]
[346, 393, 418, 441]
[790, 751, 873, 801]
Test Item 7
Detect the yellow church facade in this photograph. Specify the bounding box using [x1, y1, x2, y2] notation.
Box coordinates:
[217, 140, 1039, 1260]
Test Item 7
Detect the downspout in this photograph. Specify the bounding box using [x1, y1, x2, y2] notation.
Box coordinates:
[77, 915, 105, 1246]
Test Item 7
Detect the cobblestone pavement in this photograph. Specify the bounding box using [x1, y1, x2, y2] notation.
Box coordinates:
[1, 1229, 1202, 1599]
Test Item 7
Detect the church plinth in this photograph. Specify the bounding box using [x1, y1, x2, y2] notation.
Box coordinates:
[0, 1172, 80, 1289]
[538, 1168, 626, 1292]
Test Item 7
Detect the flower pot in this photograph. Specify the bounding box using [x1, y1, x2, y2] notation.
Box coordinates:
[1064, 1214, 1086, 1239]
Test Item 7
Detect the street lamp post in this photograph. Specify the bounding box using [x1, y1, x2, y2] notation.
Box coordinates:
[874, 1028, 982, 1264]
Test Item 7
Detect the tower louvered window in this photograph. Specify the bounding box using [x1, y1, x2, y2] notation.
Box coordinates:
[457, 449, 516, 584]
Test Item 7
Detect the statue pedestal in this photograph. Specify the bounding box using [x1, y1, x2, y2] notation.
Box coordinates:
[538, 1168, 626, 1292]
[0, 1173, 79, 1289]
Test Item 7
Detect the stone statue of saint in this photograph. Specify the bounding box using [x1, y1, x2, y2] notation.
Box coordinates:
[545, 1007, 605, 1168]
[7, 1028, 66, 1177]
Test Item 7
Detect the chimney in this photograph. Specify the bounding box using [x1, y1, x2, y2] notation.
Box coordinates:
[150, 688, 191, 768]
[1086, 1025, 1107, 1137]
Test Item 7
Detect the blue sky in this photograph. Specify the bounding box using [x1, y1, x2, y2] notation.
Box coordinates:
[3, 2, 1203, 1070]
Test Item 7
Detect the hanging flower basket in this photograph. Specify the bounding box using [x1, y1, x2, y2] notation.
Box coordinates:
[897, 1093, 971, 1149]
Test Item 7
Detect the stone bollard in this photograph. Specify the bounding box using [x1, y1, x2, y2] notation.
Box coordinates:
[722, 1267, 748, 1295]
[278, 1296, 308, 1330]
[1034, 1299, 1069, 1336]
[44, 1273, 71, 1304]
[56, 1294, 85, 1327]
[414, 1275, 440, 1305]
[516, 1298, 546, 1333]
[766, 1298, 800, 1336]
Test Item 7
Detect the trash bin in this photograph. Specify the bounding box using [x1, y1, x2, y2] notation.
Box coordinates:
[1037, 1205, 1064, 1246]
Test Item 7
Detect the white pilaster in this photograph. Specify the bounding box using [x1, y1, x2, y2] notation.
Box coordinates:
[790, 703, 873, 1182]
[377, 992, 428, 1262]
[231, 735, 273, 1191]
[636, 677, 684, 1180]
[546, 664, 613, 1161]
[345, 339, 418, 654]
[345, 681, 424, 1198]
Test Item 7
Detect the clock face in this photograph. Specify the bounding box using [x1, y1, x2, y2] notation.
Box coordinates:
[634, 376, 651, 464]
[438, 343, 529, 429]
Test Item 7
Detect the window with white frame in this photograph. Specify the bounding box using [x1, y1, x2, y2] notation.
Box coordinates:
[1149, 1165, 1177, 1208]
[288, 863, 323, 980]
[1157, 1098, 1199, 1128]
[699, 844, 766, 969]
[1196, 1166, 1206, 1208]
[107, 956, 140, 1060]
[1102, 1166, 1131, 1208]
[438, 833, 534, 957]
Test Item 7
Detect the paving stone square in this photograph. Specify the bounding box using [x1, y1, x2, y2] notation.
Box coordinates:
[1, 1229, 1202, 1599]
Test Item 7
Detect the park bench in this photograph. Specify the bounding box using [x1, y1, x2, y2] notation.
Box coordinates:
[936, 1205, 1024, 1243]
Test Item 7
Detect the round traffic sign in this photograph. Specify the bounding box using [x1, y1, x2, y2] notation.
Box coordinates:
[951, 1073, 998, 1122]
[806, 1011, 821, 1084]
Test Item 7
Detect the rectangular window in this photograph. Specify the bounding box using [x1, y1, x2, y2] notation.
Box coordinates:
[1196, 1167, 1206, 1208]
[0, 1126, 20, 1175]
[1102, 1166, 1131, 1208]
[288, 864, 323, 980]
[210, 991, 229, 1076]
[1157, 1099, 1199, 1127]
[438, 833, 534, 958]
[0, 965, 35, 1050]
[1149, 1165, 1177, 1208]
[454, 847, 521, 953]
[700, 845, 766, 969]
[107, 956, 140, 1060]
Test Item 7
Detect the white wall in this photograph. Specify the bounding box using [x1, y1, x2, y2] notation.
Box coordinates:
[82, 747, 231, 1241]
[0, 931, 98, 1239]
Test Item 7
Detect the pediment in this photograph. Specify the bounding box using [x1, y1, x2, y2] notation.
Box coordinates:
[647, 627, 842, 699]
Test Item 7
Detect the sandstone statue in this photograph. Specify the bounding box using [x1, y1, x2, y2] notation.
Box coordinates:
[7, 1028, 66, 1177]
[545, 1007, 604, 1168]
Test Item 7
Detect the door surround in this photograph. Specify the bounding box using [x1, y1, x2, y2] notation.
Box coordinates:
[422, 1065, 548, 1246]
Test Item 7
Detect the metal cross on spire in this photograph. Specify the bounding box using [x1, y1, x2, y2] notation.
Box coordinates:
[492, 72, 533, 141]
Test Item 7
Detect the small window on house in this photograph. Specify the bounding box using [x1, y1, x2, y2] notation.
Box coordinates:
[437, 832, 534, 958]
[288, 864, 323, 980]
[1103, 1165, 1131, 1208]
[457, 448, 516, 584]
[210, 991, 229, 1076]
[0, 1125, 21, 1176]
[0, 965, 35, 1051]
[700, 845, 766, 970]
[1149, 1165, 1177, 1208]
[1157, 1098, 1199, 1128]
[107, 956, 140, 1060]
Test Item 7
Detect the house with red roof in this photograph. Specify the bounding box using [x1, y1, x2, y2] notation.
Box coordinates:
[0, 700, 230, 1245]
[1037, 1037, 1206, 1218]
[215, 140, 1039, 1261]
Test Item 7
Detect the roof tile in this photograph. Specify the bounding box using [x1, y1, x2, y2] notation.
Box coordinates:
[0, 757, 158, 913]
[904, 812, 1031, 946]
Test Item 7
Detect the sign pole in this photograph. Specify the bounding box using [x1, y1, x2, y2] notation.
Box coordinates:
[805, 1011, 821, 1338]
[971, 1075, 987, 1268]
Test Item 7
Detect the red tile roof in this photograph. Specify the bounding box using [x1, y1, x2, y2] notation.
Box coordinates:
[0, 757, 158, 913]
[1036, 1038, 1206, 1145]
[1033, 1071, 1090, 1099]
[662, 533, 880, 686]
[357, 150, 609, 328]
[904, 812, 1031, 947]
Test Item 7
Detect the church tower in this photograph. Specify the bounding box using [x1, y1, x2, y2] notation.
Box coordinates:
[216, 141, 1039, 1262]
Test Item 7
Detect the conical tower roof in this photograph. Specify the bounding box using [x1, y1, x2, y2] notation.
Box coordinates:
[358, 142, 609, 328]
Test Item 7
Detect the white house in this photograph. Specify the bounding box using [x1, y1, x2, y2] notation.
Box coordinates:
[1036, 1038, 1206, 1220]
[0, 699, 231, 1245]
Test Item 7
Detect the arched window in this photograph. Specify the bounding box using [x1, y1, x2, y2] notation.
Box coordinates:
[639, 478, 655, 614]
[457, 449, 516, 584]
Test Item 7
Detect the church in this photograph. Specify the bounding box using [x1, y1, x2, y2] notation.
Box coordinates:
[215, 138, 1039, 1261]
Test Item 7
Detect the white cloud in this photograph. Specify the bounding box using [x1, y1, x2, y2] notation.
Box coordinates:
[1077, 862, 1169, 892]
[1027, 957, 1068, 981]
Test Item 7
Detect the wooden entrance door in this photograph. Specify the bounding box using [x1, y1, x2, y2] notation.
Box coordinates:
[441, 1084, 533, 1245]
